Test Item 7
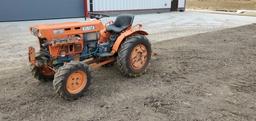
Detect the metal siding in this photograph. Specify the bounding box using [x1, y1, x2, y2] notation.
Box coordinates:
[0, 0, 85, 21]
[87, 0, 91, 12]
[93, 0, 171, 11]
[178, 0, 186, 8]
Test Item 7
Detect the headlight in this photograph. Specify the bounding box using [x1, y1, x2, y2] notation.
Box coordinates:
[31, 28, 42, 37]
[31, 28, 38, 36]
[53, 29, 64, 35]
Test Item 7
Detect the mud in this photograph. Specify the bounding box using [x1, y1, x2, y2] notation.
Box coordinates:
[0, 24, 256, 121]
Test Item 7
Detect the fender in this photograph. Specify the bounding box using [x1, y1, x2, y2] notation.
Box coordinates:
[111, 26, 148, 54]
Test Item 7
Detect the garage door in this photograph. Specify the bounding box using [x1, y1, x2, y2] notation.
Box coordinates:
[0, 0, 85, 22]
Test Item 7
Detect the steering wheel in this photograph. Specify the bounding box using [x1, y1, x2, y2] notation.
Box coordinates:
[89, 13, 110, 20]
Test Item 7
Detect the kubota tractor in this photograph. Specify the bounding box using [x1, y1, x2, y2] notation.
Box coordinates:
[28, 14, 151, 100]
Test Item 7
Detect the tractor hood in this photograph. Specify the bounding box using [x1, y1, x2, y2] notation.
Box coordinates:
[30, 20, 104, 41]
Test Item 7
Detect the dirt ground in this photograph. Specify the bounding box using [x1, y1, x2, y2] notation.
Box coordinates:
[1, 24, 256, 121]
[187, 0, 256, 11]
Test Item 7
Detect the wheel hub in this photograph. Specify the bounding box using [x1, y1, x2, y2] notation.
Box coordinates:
[130, 44, 148, 70]
[66, 71, 87, 94]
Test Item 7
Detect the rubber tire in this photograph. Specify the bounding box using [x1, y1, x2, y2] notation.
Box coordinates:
[117, 35, 152, 77]
[53, 62, 91, 100]
[31, 65, 54, 82]
[31, 50, 53, 82]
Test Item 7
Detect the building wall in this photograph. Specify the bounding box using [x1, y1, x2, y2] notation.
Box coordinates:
[0, 0, 186, 21]
[90, 0, 171, 11]
[178, 0, 186, 8]
[0, 0, 85, 22]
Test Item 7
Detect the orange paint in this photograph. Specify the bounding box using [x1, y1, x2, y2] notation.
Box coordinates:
[30, 20, 107, 58]
[66, 70, 87, 94]
[130, 44, 148, 70]
[28, 47, 36, 65]
[99, 28, 110, 43]
[29, 17, 149, 72]
[31, 20, 105, 41]
[111, 24, 148, 54]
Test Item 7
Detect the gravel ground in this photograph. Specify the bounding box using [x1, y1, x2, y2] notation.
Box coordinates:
[0, 23, 256, 121]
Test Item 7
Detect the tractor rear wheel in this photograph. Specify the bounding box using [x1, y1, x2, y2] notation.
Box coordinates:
[53, 62, 91, 100]
[117, 35, 152, 77]
[31, 65, 54, 82]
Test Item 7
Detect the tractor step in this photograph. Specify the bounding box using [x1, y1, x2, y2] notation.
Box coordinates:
[98, 53, 113, 58]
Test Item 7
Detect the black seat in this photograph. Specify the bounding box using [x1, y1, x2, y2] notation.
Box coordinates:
[107, 15, 134, 33]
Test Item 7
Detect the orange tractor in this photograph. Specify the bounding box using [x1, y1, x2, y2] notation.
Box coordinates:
[28, 14, 152, 100]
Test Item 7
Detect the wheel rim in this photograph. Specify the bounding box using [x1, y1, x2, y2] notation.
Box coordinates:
[66, 70, 87, 94]
[130, 44, 148, 70]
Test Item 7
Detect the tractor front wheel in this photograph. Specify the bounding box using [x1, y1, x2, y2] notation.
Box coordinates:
[117, 35, 152, 77]
[31, 65, 54, 82]
[53, 62, 91, 100]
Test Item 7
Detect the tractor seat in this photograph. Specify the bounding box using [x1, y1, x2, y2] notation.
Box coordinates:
[107, 15, 134, 33]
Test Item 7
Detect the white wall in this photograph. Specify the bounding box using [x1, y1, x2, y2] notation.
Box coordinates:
[178, 0, 186, 8]
[90, 0, 171, 11]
